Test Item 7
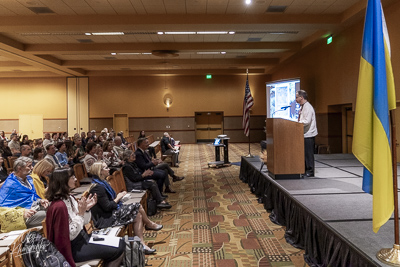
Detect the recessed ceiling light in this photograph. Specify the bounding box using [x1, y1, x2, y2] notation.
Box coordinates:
[157, 32, 164, 35]
[245, 0, 251, 4]
[91, 32, 124, 35]
[221, 52, 226, 54]
[111, 53, 117, 55]
[229, 31, 235, 34]
[85, 33, 91, 36]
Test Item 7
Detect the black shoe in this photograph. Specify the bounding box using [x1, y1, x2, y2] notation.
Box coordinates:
[164, 187, 176, 193]
[173, 176, 184, 182]
[305, 172, 314, 177]
[145, 223, 163, 231]
[161, 193, 168, 198]
[157, 202, 172, 209]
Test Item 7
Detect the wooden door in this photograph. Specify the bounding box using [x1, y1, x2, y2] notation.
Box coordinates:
[208, 112, 223, 138]
[19, 114, 43, 139]
[195, 112, 223, 141]
[195, 113, 209, 140]
[113, 114, 129, 137]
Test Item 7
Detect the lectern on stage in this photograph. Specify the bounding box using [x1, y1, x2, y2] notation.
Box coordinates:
[266, 118, 304, 179]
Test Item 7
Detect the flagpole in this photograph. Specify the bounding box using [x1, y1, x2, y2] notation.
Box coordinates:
[391, 110, 399, 245]
[245, 69, 253, 158]
[377, 110, 400, 265]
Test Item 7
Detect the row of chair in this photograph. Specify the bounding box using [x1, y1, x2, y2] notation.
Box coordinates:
[2, 157, 17, 175]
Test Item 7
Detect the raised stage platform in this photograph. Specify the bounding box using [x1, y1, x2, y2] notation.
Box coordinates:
[239, 154, 400, 267]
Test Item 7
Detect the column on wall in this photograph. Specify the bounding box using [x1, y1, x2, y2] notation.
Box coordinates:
[67, 77, 89, 135]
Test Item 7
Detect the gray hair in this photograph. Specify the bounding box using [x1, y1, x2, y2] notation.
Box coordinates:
[13, 156, 33, 172]
[123, 150, 134, 161]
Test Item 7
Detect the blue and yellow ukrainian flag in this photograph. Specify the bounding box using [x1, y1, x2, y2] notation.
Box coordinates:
[353, 0, 396, 233]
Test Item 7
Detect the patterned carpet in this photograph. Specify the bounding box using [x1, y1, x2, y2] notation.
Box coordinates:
[145, 143, 307, 267]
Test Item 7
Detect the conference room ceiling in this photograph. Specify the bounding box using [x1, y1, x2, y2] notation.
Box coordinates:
[0, 0, 396, 77]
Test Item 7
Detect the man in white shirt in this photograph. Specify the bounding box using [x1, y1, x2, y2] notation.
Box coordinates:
[296, 90, 318, 177]
[42, 133, 53, 149]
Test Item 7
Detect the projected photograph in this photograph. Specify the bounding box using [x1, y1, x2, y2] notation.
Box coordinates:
[266, 79, 300, 122]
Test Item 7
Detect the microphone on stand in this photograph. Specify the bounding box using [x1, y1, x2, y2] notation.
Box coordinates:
[281, 106, 291, 110]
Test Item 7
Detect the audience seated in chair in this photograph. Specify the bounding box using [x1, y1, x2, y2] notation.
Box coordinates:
[56, 142, 71, 168]
[161, 132, 179, 167]
[46, 168, 125, 267]
[73, 137, 86, 163]
[0, 157, 7, 185]
[138, 131, 156, 158]
[122, 150, 171, 210]
[0, 157, 49, 228]
[8, 134, 20, 156]
[0, 140, 12, 159]
[82, 142, 98, 173]
[20, 145, 32, 158]
[88, 162, 160, 254]
[42, 133, 54, 149]
[136, 138, 184, 194]
[32, 147, 44, 166]
[30, 159, 54, 199]
[45, 144, 62, 168]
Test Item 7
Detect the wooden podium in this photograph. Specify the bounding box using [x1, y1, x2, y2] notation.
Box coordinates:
[266, 118, 304, 179]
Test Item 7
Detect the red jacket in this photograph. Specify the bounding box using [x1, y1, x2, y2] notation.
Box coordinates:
[46, 199, 76, 267]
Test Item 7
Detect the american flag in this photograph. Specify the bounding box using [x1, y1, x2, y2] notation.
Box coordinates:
[242, 75, 254, 136]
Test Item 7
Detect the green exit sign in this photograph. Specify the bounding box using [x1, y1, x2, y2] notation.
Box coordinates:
[327, 36, 333, 44]
[206, 74, 212, 79]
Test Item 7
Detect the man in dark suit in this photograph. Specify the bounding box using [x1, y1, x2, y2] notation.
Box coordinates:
[136, 138, 184, 194]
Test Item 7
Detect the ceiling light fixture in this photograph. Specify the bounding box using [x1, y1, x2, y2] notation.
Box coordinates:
[111, 53, 117, 55]
[197, 31, 228, 34]
[197, 52, 225, 55]
[85, 33, 91, 36]
[164, 31, 196, 35]
[91, 32, 124, 35]
[160, 31, 235, 35]
[246, 0, 251, 4]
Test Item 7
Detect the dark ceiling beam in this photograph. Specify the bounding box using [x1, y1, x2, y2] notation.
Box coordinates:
[85, 68, 267, 76]
[62, 58, 279, 67]
[25, 42, 302, 53]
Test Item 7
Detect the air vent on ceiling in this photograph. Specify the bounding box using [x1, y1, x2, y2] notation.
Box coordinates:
[27, 7, 55, 14]
[77, 39, 93, 43]
[152, 50, 179, 57]
[104, 57, 117, 60]
[247, 38, 262, 42]
[266, 5, 287, 13]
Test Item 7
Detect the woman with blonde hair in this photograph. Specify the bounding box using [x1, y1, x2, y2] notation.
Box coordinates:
[89, 161, 161, 254]
[31, 159, 54, 199]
